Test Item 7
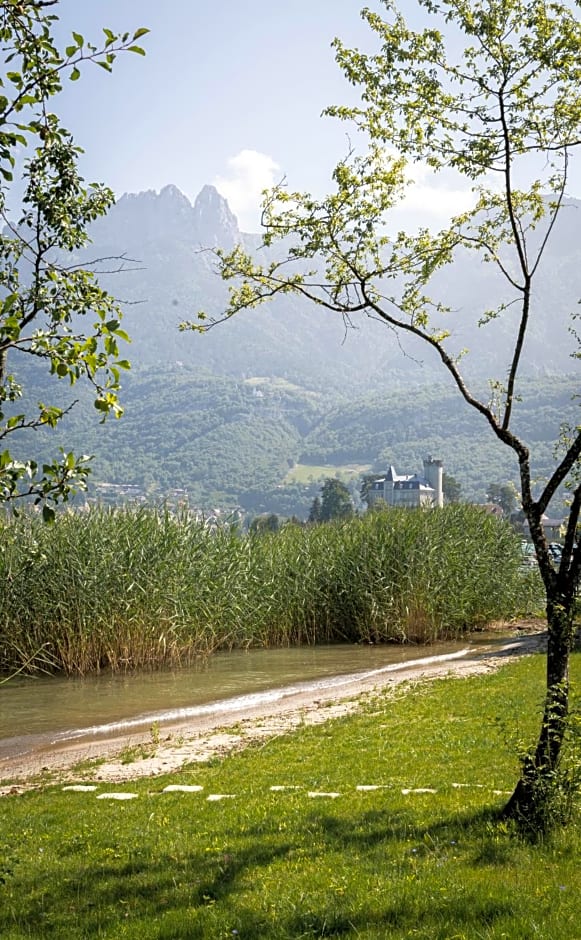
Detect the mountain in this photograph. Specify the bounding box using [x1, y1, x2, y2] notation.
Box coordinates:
[79, 185, 581, 389]
[8, 183, 581, 515]
[83, 184, 403, 389]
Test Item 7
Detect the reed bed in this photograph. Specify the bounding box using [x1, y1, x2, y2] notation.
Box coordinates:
[0, 504, 536, 675]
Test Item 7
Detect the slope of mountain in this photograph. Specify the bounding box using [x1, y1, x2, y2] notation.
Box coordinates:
[78, 184, 581, 389]
[9, 363, 575, 515]
[8, 183, 580, 516]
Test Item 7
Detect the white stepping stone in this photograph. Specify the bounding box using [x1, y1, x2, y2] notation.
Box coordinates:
[401, 788, 437, 795]
[356, 785, 390, 791]
[97, 792, 138, 800]
[270, 785, 301, 791]
[206, 794, 235, 801]
[452, 783, 484, 789]
[62, 785, 97, 792]
[307, 791, 341, 799]
[162, 785, 204, 793]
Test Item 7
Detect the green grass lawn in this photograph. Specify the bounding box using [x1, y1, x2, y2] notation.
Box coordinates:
[284, 463, 372, 484]
[1, 652, 580, 938]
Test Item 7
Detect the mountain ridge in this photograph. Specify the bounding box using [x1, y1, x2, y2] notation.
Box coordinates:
[8, 182, 580, 515]
[81, 184, 581, 388]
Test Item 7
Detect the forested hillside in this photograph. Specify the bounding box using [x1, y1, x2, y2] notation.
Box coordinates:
[10, 362, 575, 517]
[8, 184, 579, 517]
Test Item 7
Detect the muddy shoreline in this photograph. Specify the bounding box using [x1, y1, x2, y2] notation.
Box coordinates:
[0, 628, 545, 793]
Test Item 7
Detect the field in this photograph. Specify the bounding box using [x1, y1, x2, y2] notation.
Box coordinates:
[283, 463, 372, 485]
[0, 653, 579, 938]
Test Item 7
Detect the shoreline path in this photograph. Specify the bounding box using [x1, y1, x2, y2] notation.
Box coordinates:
[0, 628, 545, 794]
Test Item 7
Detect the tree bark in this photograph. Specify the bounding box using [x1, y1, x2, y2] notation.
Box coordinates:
[502, 591, 574, 824]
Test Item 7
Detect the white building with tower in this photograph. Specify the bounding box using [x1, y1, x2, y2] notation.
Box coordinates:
[367, 457, 444, 509]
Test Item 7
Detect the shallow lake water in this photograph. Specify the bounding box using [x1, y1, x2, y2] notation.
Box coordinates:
[0, 634, 508, 764]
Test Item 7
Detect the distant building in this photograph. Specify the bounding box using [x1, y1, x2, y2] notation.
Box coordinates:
[367, 457, 444, 509]
[522, 514, 564, 542]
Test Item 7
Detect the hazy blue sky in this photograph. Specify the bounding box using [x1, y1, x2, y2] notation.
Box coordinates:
[52, 1, 580, 232]
[52, 1, 378, 230]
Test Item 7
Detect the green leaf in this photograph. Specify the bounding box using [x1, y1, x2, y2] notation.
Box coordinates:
[132, 27, 150, 39]
[70, 67, 81, 82]
[42, 505, 56, 524]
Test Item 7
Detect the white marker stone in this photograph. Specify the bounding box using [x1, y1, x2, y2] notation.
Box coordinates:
[307, 791, 341, 798]
[97, 792, 139, 800]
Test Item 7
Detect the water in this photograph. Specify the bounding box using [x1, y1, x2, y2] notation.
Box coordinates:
[0, 636, 505, 764]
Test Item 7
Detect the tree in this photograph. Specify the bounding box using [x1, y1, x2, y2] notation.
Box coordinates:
[443, 472, 462, 505]
[249, 512, 280, 534]
[185, 0, 581, 831]
[0, 2, 148, 518]
[307, 494, 322, 524]
[360, 472, 379, 509]
[487, 482, 517, 516]
[314, 477, 354, 523]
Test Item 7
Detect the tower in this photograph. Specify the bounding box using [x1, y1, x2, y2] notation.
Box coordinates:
[423, 456, 444, 508]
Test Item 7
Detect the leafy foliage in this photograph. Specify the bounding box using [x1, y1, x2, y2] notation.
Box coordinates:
[311, 477, 354, 523]
[0, 2, 147, 510]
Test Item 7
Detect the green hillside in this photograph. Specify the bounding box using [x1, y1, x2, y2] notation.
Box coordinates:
[6, 186, 579, 518]
[9, 363, 575, 517]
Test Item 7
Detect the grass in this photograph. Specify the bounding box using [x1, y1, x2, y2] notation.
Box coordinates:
[0, 505, 539, 676]
[0, 652, 580, 938]
[283, 463, 372, 484]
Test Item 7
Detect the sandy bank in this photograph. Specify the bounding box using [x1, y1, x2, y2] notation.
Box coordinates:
[0, 629, 545, 794]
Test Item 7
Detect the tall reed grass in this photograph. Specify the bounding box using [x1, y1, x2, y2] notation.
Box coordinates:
[0, 504, 537, 675]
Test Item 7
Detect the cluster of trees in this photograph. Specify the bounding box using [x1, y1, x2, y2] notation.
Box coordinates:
[487, 482, 519, 517]
[308, 478, 355, 523]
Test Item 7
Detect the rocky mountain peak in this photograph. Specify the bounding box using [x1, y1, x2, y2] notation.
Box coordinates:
[192, 185, 240, 249]
[94, 184, 242, 254]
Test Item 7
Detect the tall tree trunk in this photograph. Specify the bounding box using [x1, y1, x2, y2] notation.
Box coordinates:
[502, 591, 574, 825]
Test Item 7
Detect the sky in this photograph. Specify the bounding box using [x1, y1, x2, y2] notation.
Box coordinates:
[49, 1, 581, 233]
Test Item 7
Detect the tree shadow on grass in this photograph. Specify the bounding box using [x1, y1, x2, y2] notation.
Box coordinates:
[0, 841, 294, 938]
[0, 804, 525, 939]
[310, 803, 503, 856]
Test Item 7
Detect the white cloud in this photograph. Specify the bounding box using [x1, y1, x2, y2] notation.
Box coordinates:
[403, 162, 475, 217]
[213, 148, 479, 235]
[385, 157, 477, 232]
[214, 150, 281, 232]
